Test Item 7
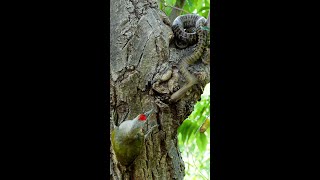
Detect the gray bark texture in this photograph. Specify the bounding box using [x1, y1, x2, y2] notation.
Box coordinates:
[110, 0, 210, 179]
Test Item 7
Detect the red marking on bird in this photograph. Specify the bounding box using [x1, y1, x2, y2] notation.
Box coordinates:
[138, 114, 147, 121]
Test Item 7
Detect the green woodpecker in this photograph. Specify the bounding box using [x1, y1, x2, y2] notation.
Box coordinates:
[111, 109, 158, 166]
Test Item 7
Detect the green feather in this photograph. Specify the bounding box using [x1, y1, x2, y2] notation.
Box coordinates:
[111, 127, 144, 166]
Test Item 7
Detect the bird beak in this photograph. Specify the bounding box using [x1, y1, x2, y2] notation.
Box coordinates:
[144, 109, 154, 119]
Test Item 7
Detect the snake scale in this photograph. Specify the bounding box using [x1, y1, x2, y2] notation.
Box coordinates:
[170, 14, 208, 102]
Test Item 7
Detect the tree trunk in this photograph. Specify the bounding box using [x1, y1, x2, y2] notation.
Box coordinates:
[110, 0, 210, 179]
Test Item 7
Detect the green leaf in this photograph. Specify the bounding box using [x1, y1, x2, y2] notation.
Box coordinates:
[193, 102, 205, 117]
[179, 119, 192, 130]
[184, 0, 197, 14]
[198, 6, 210, 12]
[195, 0, 203, 10]
[165, 7, 171, 16]
[186, 122, 198, 143]
[198, 114, 206, 127]
[202, 108, 210, 117]
[179, 119, 192, 143]
[186, 0, 194, 8]
[196, 133, 208, 152]
[178, 133, 184, 146]
[196, 137, 204, 153]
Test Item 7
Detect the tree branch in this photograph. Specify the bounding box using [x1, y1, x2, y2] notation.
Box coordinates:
[168, 0, 187, 22]
[165, 4, 189, 14]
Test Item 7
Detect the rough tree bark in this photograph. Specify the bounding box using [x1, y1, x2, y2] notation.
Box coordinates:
[110, 0, 210, 179]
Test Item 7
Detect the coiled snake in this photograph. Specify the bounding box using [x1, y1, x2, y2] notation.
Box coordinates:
[170, 14, 208, 102]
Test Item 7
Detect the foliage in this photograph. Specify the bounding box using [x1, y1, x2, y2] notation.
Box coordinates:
[178, 83, 210, 150]
[178, 83, 210, 179]
[160, 0, 210, 18]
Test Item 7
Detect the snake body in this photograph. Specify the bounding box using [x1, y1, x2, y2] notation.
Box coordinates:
[172, 14, 207, 48]
[170, 14, 208, 102]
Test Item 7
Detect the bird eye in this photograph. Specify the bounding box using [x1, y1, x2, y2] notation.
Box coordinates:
[138, 114, 147, 121]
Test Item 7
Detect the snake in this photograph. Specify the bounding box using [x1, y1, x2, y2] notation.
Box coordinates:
[170, 14, 208, 102]
[171, 14, 207, 49]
